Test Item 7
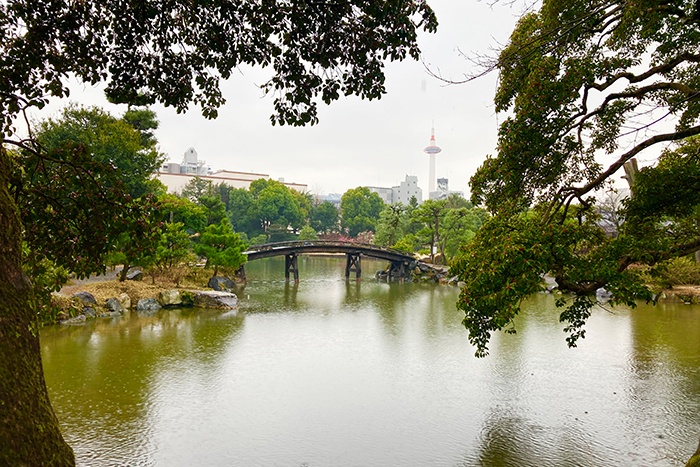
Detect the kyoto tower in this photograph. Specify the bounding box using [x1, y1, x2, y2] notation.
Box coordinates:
[423, 126, 442, 195]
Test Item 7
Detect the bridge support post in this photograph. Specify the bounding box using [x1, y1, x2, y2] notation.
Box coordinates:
[345, 253, 361, 281]
[388, 261, 407, 283]
[285, 253, 299, 283]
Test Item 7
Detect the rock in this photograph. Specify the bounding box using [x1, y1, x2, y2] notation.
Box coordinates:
[158, 290, 182, 307]
[208, 276, 235, 291]
[72, 291, 97, 306]
[193, 291, 239, 310]
[105, 298, 124, 313]
[136, 298, 161, 313]
[447, 275, 459, 285]
[72, 292, 98, 318]
[118, 293, 131, 310]
[126, 270, 143, 281]
[60, 315, 86, 325]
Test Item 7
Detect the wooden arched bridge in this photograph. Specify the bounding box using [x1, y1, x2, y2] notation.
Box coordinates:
[242, 240, 419, 282]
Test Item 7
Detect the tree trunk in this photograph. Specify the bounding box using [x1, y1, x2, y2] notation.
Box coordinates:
[0, 147, 75, 465]
[434, 217, 444, 265]
[119, 264, 130, 282]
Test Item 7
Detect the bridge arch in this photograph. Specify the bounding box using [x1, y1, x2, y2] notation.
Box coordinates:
[242, 240, 418, 282]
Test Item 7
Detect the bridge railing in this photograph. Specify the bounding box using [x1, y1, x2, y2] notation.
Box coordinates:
[244, 240, 415, 259]
[240, 240, 433, 282]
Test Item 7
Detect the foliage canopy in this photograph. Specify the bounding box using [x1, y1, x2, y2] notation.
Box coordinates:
[195, 219, 247, 277]
[457, 0, 700, 356]
[340, 186, 385, 237]
[1, 0, 436, 131]
[11, 105, 162, 279]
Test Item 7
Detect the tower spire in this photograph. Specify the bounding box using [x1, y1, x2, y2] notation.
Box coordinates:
[423, 125, 442, 196]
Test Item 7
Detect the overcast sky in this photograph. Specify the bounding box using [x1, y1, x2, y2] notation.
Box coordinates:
[27, 1, 523, 198]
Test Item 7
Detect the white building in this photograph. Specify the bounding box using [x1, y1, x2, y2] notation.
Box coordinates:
[157, 148, 308, 193]
[393, 175, 422, 205]
[366, 186, 394, 204]
[368, 175, 423, 205]
[429, 178, 463, 200]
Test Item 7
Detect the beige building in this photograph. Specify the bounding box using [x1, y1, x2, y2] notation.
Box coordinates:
[157, 148, 307, 193]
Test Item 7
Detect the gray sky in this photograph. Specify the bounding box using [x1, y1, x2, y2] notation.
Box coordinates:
[27, 1, 522, 198]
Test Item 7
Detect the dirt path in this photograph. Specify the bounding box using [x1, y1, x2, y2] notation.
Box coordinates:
[59, 269, 122, 295]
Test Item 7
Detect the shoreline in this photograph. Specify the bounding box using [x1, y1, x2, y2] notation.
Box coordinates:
[57, 272, 700, 307]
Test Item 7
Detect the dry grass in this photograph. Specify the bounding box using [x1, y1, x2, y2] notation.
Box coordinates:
[60, 276, 208, 305]
[73, 280, 169, 304]
[57, 263, 239, 310]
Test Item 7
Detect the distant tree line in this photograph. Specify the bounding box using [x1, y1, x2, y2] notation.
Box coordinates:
[16, 104, 490, 326]
[373, 194, 488, 265]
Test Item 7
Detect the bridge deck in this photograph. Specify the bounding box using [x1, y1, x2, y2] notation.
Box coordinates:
[243, 240, 417, 265]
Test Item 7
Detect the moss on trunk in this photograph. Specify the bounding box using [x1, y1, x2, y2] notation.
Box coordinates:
[0, 147, 75, 465]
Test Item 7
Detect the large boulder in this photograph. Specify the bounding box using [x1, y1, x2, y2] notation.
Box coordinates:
[193, 291, 238, 310]
[136, 298, 161, 313]
[72, 292, 98, 318]
[72, 291, 97, 306]
[208, 276, 235, 291]
[158, 290, 183, 307]
[118, 293, 131, 310]
[105, 298, 123, 313]
[126, 269, 143, 281]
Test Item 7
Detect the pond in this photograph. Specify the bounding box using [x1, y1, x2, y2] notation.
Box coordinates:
[41, 256, 700, 466]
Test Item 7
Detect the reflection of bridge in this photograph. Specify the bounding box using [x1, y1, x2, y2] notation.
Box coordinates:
[243, 240, 418, 282]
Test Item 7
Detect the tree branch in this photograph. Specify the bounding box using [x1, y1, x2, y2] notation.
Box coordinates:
[589, 52, 700, 92]
[574, 124, 700, 198]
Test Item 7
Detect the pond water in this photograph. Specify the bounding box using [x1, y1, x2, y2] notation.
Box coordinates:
[41, 256, 700, 466]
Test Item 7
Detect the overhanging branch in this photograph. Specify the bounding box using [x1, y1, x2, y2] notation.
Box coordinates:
[573, 124, 700, 198]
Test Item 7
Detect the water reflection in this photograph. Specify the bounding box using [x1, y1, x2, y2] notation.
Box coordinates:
[624, 301, 700, 465]
[466, 406, 604, 467]
[283, 282, 299, 308]
[41, 257, 700, 466]
[41, 309, 245, 465]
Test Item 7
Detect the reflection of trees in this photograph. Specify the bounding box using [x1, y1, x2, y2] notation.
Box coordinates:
[367, 282, 465, 345]
[40, 309, 244, 463]
[243, 256, 286, 282]
[624, 301, 700, 462]
[484, 293, 559, 361]
[464, 407, 598, 467]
